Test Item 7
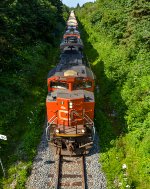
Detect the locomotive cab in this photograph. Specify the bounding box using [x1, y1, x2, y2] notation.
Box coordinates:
[46, 75, 95, 155]
[60, 37, 83, 50]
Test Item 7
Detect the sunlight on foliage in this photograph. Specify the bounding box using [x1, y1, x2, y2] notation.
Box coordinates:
[76, 0, 150, 188]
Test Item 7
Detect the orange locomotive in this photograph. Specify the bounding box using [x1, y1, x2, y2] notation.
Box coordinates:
[46, 12, 95, 155]
[60, 29, 83, 51]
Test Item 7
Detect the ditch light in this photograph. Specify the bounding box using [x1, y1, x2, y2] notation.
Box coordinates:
[55, 129, 60, 134]
[69, 101, 73, 109]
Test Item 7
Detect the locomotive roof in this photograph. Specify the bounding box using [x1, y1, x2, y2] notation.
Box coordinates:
[60, 38, 83, 49]
[67, 23, 78, 26]
[48, 50, 94, 80]
[48, 66, 94, 80]
[67, 26, 77, 30]
[65, 30, 80, 35]
[68, 19, 77, 23]
[69, 16, 76, 20]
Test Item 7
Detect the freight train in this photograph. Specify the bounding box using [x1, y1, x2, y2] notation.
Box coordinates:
[46, 10, 95, 155]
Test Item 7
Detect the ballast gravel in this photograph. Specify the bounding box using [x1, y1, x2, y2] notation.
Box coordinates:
[26, 132, 107, 189]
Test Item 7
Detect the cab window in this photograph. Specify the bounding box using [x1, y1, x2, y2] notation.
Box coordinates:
[50, 82, 68, 89]
[73, 81, 92, 90]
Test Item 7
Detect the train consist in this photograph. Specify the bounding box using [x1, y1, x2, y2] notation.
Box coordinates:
[46, 11, 95, 155]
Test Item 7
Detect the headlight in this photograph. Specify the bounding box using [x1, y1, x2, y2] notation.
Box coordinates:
[55, 129, 60, 133]
[81, 129, 85, 133]
[69, 101, 73, 108]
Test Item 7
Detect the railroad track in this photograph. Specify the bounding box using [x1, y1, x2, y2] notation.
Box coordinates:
[48, 155, 91, 189]
[47, 155, 93, 189]
[55, 155, 86, 189]
[26, 133, 106, 189]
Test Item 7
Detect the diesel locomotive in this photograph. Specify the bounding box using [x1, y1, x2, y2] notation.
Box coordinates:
[46, 11, 95, 155]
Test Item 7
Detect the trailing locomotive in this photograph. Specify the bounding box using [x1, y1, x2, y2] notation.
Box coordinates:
[46, 11, 95, 155]
[67, 10, 78, 27]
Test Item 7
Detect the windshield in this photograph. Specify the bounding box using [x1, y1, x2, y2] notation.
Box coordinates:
[50, 81, 68, 89]
[73, 81, 92, 90]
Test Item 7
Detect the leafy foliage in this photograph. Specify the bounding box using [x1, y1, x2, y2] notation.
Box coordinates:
[0, 0, 69, 187]
[76, 0, 150, 188]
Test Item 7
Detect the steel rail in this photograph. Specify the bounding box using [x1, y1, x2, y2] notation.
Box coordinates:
[81, 155, 86, 189]
[55, 155, 86, 189]
[55, 155, 61, 189]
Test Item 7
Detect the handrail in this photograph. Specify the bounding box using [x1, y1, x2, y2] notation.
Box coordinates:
[46, 115, 57, 141]
[84, 114, 95, 141]
[84, 114, 94, 126]
[70, 111, 95, 139]
[46, 112, 95, 141]
[47, 115, 56, 125]
[92, 125, 95, 141]
[70, 110, 94, 125]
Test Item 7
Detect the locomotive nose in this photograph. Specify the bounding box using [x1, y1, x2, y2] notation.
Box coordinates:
[57, 91, 84, 126]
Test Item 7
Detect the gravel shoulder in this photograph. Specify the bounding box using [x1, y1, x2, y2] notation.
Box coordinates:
[26, 131, 106, 189]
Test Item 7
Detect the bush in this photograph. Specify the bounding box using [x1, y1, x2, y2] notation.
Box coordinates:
[76, 0, 150, 188]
